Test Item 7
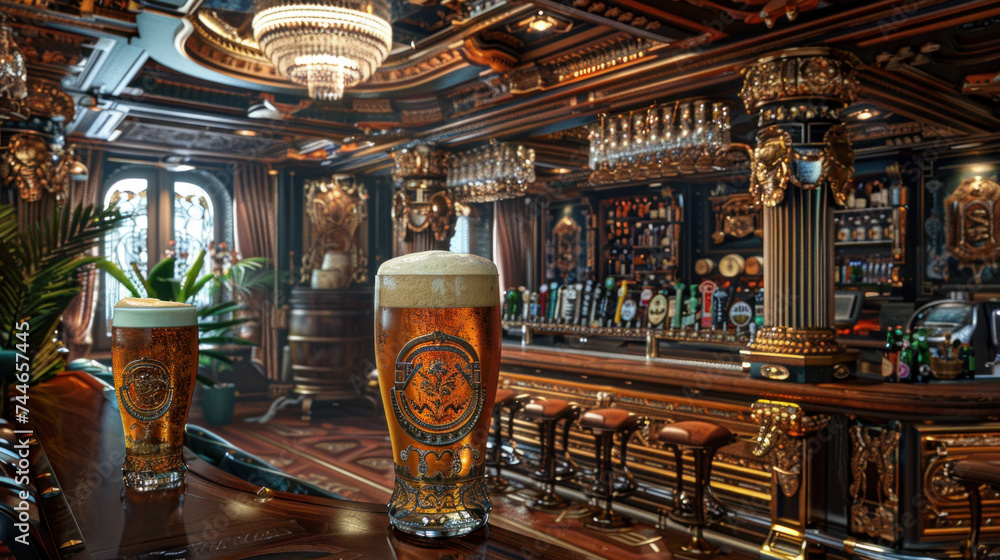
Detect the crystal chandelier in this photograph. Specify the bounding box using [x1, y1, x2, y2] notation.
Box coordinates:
[252, 0, 392, 101]
[0, 19, 28, 118]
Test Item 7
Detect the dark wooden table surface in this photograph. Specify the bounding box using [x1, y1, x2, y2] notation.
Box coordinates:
[24, 371, 586, 559]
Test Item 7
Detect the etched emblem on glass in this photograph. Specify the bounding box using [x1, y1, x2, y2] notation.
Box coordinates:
[119, 357, 174, 423]
[391, 331, 484, 446]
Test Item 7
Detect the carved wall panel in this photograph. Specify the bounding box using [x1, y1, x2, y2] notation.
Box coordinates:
[850, 423, 900, 544]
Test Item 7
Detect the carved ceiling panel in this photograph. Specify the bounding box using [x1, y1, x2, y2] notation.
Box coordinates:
[116, 121, 289, 156]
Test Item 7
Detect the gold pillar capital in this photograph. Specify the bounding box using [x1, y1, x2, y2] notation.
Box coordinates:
[740, 47, 860, 114]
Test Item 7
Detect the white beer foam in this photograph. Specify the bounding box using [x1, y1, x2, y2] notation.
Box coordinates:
[112, 297, 198, 328]
[376, 251, 499, 308]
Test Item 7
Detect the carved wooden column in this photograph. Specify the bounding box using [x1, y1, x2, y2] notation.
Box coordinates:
[752, 400, 832, 560]
[739, 48, 860, 383]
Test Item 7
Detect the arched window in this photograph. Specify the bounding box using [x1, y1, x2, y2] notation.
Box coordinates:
[101, 166, 231, 334]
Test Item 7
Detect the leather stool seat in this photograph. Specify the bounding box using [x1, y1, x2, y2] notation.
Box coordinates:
[656, 421, 732, 448]
[494, 389, 521, 407]
[580, 408, 644, 432]
[954, 454, 1000, 488]
[522, 398, 576, 420]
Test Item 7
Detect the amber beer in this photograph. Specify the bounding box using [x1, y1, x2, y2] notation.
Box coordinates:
[375, 251, 500, 537]
[111, 298, 199, 491]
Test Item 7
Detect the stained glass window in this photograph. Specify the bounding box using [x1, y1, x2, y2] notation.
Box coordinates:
[103, 178, 149, 330]
[173, 181, 215, 311]
[102, 172, 227, 334]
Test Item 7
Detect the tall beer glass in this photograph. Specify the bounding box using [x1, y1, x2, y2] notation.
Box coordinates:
[112, 298, 199, 491]
[375, 251, 500, 537]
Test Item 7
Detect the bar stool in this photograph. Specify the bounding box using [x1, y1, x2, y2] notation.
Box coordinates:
[657, 421, 736, 556]
[486, 388, 529, 490]
[579, 407, 647, 531]
[950, 453, 1000, 559]
[520, 397, 581, 511]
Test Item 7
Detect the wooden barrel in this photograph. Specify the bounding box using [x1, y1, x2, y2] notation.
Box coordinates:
[288, 288, 373, 418]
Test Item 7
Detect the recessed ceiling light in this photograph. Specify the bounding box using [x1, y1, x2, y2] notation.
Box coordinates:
[529, 12, 555, 32]
[552, 168, 571, 174]
[856, 109, 875, 120]
[234, 129, 258, 137]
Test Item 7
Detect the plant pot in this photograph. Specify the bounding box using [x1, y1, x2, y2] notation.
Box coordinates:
[200, 383, 236, 426]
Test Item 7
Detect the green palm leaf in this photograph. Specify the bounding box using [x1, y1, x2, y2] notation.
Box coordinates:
[0, 202, 127, 385]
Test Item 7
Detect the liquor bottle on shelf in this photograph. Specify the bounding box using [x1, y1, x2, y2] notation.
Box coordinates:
[897, 333, 913, 383]
[882, 327, 899, 382]
[960, 341, 975, 380]
[689, 284, 700, 332]
[754, 287, 765, 329]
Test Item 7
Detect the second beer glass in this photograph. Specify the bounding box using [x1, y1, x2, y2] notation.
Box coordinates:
[375, 251, 500, 537]
[112, 297, 199, 491]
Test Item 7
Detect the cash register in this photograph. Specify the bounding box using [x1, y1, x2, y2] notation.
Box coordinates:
[907, 299, 1000, 377]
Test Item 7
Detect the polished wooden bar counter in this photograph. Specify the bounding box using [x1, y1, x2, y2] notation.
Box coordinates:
[12, 371, 583, 560]
[497, 342, 1000, 560]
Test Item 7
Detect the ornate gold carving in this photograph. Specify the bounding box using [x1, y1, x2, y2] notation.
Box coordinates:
[710, 193, 762, 243]
[393, 190, 456, 243]
[820, 124, 855, 206]
[748, 326, 843, 355]
[24, 78, 73, 122]
[552, 216, 581, 281]
[944, 177, 1000, 281]
[751, 400, 830, 498]
[301, 176, 368, 287]
[461, 32, 522, 73]
[1, 133, 76, 203]
[850, 424, 900, 542]
[740, 48, 860, 112]
[750, 126, 793, 207]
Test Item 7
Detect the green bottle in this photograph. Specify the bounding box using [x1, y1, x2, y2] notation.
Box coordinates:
[897, 334, 913, 383]
[881, 328, 898, 383]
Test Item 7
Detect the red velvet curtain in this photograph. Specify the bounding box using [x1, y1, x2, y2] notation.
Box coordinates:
[59, 147, 104, 361]
[233, 163, 279, 380]
[493, 198, 538, 292]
